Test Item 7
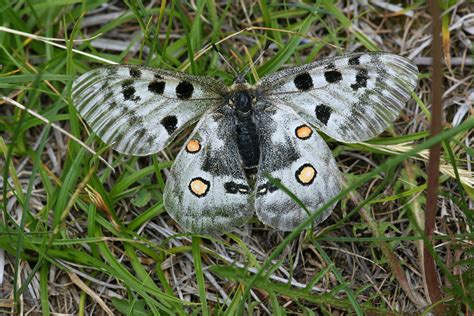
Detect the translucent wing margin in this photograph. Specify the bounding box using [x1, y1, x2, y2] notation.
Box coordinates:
[72, 65, 226, 155]
[258, 52, 418, 143]
[164, 109, 254, 235]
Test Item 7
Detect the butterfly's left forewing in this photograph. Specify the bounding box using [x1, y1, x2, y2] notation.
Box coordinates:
[164, 109, 254, 235]
[254, 101, 342, 231]
[258, 52, 418, 143]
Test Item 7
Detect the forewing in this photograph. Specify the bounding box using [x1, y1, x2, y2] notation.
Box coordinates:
[72, 65, 226, 155]
[254, 102, 342, 231]
[164, 109, 254, 235]
[258, 52, 418, 143]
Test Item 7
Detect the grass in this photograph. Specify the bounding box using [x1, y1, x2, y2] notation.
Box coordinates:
[1, 1, 473, 315]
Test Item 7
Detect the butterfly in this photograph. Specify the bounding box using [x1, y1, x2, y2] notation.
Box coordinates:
[72, 52, 418, 235]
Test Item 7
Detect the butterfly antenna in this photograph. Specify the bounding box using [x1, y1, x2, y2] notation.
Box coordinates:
[237, 41, 271, 83]
[212, 44, 238, 77]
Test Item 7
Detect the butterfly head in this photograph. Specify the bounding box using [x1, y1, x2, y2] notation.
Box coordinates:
[228, 89, 257, 115]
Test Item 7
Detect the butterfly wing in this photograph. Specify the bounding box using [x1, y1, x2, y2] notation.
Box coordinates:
[254, 101, 342, 231]
[258, 52, 418, 143]
[164, 109, 254, 235]
[72, 65, 226, 155]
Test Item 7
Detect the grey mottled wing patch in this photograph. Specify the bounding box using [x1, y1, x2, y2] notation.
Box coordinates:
[254, 101, 342, 231]
[164, 109, 254, 235]
[72, 65, 226, 155]
[258, 52, 418, 143]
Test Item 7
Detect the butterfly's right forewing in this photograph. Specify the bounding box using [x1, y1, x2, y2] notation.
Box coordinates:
[72, 65, 226, 155]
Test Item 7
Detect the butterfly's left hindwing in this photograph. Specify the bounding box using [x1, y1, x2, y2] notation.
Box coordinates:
[72, 66, 226, 155]
[254, 102, 342, 231]
[163, 109, 254, 235]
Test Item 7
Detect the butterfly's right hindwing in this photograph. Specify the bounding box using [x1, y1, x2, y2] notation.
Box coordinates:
[72, 65, 226, 155]
[254, 101, 342, 231]
[164, 109, 254, 235]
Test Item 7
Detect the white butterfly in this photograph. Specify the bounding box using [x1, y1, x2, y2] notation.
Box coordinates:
[72, 52, 418, 234]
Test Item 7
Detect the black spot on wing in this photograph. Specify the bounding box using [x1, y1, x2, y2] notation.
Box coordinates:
[351, 68, 369, 91]
[224, 181, 250, 194]
[161, 115, 178, 134]
[293, 72, 313, 91]
[148, 80, 165, 94]
[256, 181, 279, 196]
[224, 181, 238, 194]
[129, 67, 141, 78]
[123, 86, 139, 101]
[348, 55, 361, 65]
[122, 80, 140, 102]
[315, 104, 332, 125]
[325, 62, 336, 70]
[324, 70, 342, 83]
[176, 81, 194, 99]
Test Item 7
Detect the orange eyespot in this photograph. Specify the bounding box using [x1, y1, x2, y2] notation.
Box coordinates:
[189, 177, 210, 197]
[186, 139, 201, 153]
[295, 125, 313, 140]
[296, 164, 316, 186]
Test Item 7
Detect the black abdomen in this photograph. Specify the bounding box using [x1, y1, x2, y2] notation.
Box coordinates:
[236, 115, 260, 173]
[233, 91, 260, 176]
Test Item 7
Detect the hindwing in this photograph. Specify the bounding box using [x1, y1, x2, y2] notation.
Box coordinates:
[254, 101, 342, 231]
[163, 109, 254, 235]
